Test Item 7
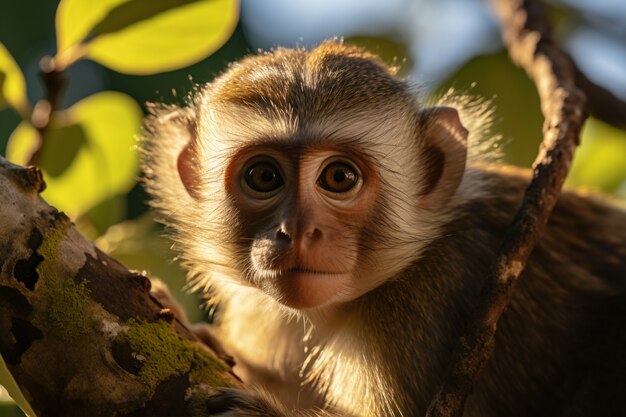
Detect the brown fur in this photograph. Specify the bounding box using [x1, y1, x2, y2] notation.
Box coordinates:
[140, 41, 626, 416]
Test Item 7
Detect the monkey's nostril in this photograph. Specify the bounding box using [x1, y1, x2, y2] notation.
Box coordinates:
[275, 229, 291, 242]
[305, 228, 322, 240]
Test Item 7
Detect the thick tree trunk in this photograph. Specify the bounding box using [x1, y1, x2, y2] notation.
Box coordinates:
[0, 156, 240, 417]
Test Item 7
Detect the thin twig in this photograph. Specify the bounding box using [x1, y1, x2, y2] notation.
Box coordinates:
[425, 0, 588, 415]
[28, 56, 66, 166]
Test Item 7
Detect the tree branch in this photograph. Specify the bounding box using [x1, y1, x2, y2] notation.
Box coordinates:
[575, 68, 626, 131]
[425, 0, 588, 416]
[0, 156, 240, 417]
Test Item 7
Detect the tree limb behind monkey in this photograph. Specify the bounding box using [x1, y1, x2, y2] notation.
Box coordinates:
[141, 41, 626, 417]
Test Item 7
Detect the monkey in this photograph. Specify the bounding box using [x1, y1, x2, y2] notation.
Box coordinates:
[140, 41, 626, 417]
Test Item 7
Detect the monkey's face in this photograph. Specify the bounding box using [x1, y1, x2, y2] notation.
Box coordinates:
[224, 146, 381, 309]
[170, 105, 468, 313]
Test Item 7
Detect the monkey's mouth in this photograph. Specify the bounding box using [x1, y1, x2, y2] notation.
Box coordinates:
[255, 266, 349, 280]
[284, 267, 343, 276]
[257, 267, 351, 310]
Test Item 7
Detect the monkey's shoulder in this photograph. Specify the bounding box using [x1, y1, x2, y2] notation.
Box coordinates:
[470, 162, 626, 232]
[466, 163, 626, 289]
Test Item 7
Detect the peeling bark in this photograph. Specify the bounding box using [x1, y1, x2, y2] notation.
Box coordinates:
[0, 157, 240, 417]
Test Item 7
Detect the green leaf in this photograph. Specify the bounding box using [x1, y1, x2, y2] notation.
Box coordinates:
[84, 195, 127, 236]
[0, 43, 30, 119]
[437, 52, 544, 168]
[566, 117, 626, 194]
[6, 92, 142, 218]
[346, 35, 412, 77]
[1, 356, 34, 417]
[0, 403, 26, 417]
[56, 0, 239, 74]
[38, 123, 87, 178]
[56, 0, 126, 56]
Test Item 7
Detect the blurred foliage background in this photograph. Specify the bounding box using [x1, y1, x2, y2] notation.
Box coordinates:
[1, 0, 625, 414]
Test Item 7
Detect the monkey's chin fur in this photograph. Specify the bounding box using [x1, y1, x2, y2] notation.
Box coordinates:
[257, 268, 351, 310]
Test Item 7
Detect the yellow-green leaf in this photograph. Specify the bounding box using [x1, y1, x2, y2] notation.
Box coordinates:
[6, 92, 142, 218]
[1, 356, 36, 417]
[0, 43, 30, 119]
[5, 123, 37, 166]
[566, 117, 626, 194]
[56, 0, 239, 74]
[437, 52, 544, 168]
[56, 0, 127, 57]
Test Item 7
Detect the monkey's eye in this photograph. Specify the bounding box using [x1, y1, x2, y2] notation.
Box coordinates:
[244, 162, 284, 194]
[317, 162, 358, 193]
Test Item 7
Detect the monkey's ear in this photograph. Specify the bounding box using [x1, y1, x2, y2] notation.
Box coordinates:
[150, 107, 204, 200]
[178, 142, 202, 200]
[418, 106, 468, 209]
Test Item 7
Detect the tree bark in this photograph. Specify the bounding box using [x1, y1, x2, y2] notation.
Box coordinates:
[0, 156, 240, 417]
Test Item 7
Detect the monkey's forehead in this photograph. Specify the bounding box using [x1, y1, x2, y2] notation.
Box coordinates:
[205, 41, 413, 120]
[199, 105, 414, 156]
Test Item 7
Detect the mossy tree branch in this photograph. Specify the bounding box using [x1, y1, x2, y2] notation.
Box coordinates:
[0, 156, 240, 417]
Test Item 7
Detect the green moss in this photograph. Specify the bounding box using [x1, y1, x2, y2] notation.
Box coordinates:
[33, 222, 96, 340]
[124, 319, 232, 389]
[38, 222, 68, 265]
[188, 344, 233, 387]
[45, 277, 93, 339]
[125, 319, 193, 388]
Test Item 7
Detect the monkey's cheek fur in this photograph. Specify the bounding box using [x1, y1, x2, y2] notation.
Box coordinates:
[267, 271, 351, 310]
